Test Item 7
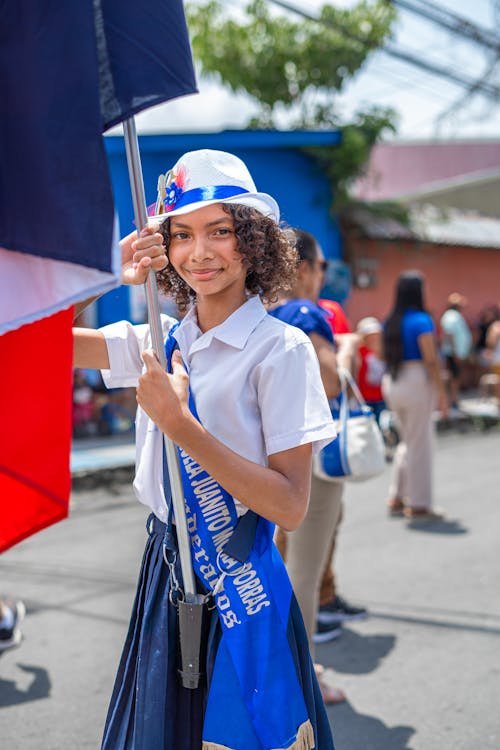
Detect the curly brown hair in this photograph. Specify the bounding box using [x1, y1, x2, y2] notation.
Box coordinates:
[156, 204, 298, 311]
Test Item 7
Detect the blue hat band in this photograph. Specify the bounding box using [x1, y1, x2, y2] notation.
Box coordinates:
[166, 184, 250, 213]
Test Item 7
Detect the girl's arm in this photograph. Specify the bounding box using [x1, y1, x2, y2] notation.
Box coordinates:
[73, 328, 109, 369]
[137, 350, 311, 531]
[335, 332, 359, 372]
[418, 332, 448, 417]
[73, 227, 167, 369]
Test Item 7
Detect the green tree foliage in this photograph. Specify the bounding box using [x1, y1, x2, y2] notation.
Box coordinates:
[186, 0, 398, 208]
[302, 108, 398, 207]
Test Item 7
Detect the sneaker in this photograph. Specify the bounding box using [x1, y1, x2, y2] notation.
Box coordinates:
[312, 621, 343, 644]
[318, 595, 368, 625]
[0, 600, 25, 653]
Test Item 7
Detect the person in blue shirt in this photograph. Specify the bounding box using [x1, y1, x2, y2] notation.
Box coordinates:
[440, 292, 472, 412]
[382, 270, 448, 520]
[270, 228, 357, 704]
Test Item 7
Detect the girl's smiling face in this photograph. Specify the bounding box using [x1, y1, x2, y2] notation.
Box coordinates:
[168, 203, 248, 307]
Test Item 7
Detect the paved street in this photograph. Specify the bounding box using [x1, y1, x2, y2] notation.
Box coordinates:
[1, 426, 499, 750]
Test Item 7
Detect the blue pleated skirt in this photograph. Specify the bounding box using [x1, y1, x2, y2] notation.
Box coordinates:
[102, 516, 335, 750]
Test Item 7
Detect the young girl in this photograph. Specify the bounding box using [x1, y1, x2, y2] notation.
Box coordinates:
[74, 150, 336, 750]
[355, 316, 386, 425]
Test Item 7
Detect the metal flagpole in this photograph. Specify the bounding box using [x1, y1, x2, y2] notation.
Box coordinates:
[123, 118, 207, 689]
[122, 118, 197, 598]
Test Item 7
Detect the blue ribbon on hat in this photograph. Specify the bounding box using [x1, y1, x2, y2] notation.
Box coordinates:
[165, 184, 249, 212]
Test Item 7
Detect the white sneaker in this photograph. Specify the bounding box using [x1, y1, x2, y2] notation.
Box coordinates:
[312, 622, 343, 644]
[0, 600, 25, 652]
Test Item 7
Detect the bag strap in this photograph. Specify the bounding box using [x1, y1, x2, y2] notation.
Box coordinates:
[338, 366, 369, 410]
[334, 368, 372, 477]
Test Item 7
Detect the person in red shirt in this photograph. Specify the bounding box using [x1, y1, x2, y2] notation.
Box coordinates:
[355, 316, 386, 424]
[318, 298, 351, 336]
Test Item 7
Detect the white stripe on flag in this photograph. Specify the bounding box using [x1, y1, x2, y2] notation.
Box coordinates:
[0, 217, 121, 335]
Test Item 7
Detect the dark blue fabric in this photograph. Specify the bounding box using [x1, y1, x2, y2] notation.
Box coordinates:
[97, 0, 197, 130]
[270, 299, 335, 345]
[102, 516, 335, 749]
[0, 1, 196, 268]
[224, 508, 259, 563]
[287, 595, 335, 750]
[401, 310, 434, 360]
[102, 516, 218, 750]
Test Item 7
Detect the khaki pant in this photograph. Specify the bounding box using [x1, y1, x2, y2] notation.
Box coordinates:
[318, 503, 344, 606]
[382, 362, 436, 510]
[275, 474, 344, 655]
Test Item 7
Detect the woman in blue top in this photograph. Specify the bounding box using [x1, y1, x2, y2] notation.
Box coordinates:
[382, 271, 448, 520]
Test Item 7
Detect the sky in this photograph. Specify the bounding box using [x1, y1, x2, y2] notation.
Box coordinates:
[118, 0, 500, 142]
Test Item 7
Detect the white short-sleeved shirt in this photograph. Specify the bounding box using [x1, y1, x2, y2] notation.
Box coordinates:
[100, 295, 336, 520]
[440, 308, 472, 360]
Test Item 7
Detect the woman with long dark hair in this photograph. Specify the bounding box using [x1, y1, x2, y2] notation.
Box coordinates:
[382, 271, 448, 519]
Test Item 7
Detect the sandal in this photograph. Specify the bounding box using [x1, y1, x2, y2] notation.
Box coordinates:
[314, 663, 346, 705]
[404, 506, 445, 521]
[319, 682, 347, 705]
[386, 497, 405, 516]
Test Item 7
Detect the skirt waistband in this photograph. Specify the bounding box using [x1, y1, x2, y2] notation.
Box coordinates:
[147, 513, 167, 536]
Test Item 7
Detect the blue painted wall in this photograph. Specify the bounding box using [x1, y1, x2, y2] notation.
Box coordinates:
[100, 130, 347, 324]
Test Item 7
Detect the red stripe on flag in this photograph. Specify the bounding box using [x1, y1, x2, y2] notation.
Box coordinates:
[0, 308, 74, 552]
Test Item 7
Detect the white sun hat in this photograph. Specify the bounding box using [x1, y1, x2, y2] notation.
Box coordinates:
[147, 149, 280, 224]
[356, 316, 382, 336]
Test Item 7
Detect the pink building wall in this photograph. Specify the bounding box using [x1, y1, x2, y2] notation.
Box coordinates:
[344, 237, 500, 331]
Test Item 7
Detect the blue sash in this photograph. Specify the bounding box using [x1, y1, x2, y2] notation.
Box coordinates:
[164, 331, 314, 750]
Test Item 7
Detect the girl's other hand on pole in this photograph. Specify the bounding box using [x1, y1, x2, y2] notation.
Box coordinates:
[137, 349, 192, 440]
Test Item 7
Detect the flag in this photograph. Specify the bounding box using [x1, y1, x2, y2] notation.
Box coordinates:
[0, 0, 197, 552]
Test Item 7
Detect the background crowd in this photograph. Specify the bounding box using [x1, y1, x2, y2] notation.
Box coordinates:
[72, 369, 136, 438]
[71, 292, 500, 441]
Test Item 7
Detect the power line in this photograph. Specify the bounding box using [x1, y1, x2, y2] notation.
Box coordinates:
[351, 58, 463, 104]
[436, 56, 500, 127]
[266, 0, 500, 100]
[391, 0, 500, 53]
[410, 0, 500, 127]
[382, 45, 500, 98]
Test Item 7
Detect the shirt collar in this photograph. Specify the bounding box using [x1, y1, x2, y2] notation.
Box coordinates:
[174, 296, 267, 355]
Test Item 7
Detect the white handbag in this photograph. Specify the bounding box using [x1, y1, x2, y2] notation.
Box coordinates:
[313, 368, 386, 482]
